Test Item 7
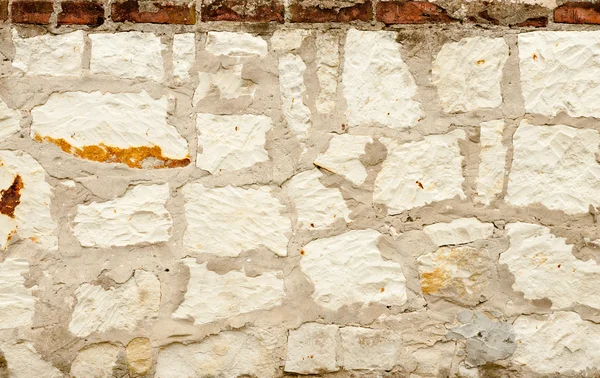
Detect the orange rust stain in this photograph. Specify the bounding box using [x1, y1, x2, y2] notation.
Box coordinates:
[34, 135, 190, 169]
[477, 59, 485, 65]
[300, 249, 305, 256]
[557, 264, 561, 268]
[0, 175, 23, 218]
[416, 181, 424, 189]
[29, 236, 39, 243]
[310, 223, 315, 228]
[420, 267, 450, 295]
[532, 53, 538, 61]
[380, 287, 385, 293]
[235, 126, 239, 131]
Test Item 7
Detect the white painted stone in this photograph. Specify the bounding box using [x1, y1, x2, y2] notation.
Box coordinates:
[193, 65, 257, 103]
[475, 120, 506, 205]
[432, 37, 508, 113]
[506, 120, 600, 214]
[69, 270, 161, 337]
[279, 54, 312, 139]
[423, 218, 494, 246]
[0, 99, 21, 141]
[315, 31, 340, 114]
[205, 32, 267, 57]
[172, 33, 195, 83]
[90, 32, 165, 81]
[314, 134, 372, 186]
[285, 169, 351, 230]
[70, 343, 121, 378]
[0, 150, 57, 251]
[501, 223, 600, 310]
[182, 184, 291, 257]
[172, 259, 285, 325]
[374, 130, 466, 215]
[285, 323, 339, 374]
[340, 327, 403, 370]
[195, 113, 271, 174]
[73, 184, 172, 248]
[343, 29, 421, 129]
[519, 31, 600, 117]
[0, 258, 36, 330]
[1, 342, 62, 378]
[271, 29, 310, 52]
[12, 29, 84, 76]
[513, 311, 600, 374]
[300, 230, 407, 310]
[155, 331, 276, 378]
[31, 91, 189, 167]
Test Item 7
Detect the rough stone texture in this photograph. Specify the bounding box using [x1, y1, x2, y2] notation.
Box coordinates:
[201, 0, 283, 22]
[0, 99, 21, 142]
[111, 0, 196, 24]
[279, 53, 312, 139]
[205, 31, 267, 57]
[423, 218, 494, 246]
[0, 258, 36, 329]
[475, 120, 506, 205]
[285, 323, 339, 374]
[1, 342, 63, 378]
[10, 1, 53, 24]
[314, 134, 372, 186]
[126, 338, 152, 376]
[172, 33, 195, 84]
[339, 326, 403, 370]
[70, 343, 121, 378]
[315, 31, 339, 115]
[57, 1, 104, 26]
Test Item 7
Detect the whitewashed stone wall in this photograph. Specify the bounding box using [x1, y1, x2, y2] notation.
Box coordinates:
[2, 19, 600, 378]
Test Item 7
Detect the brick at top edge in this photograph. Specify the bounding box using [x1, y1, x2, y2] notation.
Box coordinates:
[0, 0, 8, 21]
[555, 2, 600, 24]
[376, 1, 456, 24]
[202, 0, 284, 23]
[289, 0, 373, 23]
[58, 1, 104, 26]
[111, 0, 196, 25]
[11, 1, 54, 24]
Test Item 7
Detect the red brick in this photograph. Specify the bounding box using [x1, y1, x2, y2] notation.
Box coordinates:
[0, 0, 8, 21]
[555, 2, 600, 24]
[202, 0, 283, 22]
[11, 1, 53, 24]
[58, 1, 104, 25]
[376, 1, 455, 24]
[111, 0, 195, 24]
[512, 16, 548, 27]
[289, 0, 372, 22]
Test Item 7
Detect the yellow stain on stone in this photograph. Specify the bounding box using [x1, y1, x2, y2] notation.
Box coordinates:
[126, 337, 152, 376]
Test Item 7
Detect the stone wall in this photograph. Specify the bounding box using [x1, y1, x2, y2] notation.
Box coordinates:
[1, 0, 600, 376]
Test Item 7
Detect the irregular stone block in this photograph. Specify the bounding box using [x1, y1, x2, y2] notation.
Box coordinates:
[193, 64, 257, 103]
[126, 338, 152, 376]
[70, 343, 122, 378]
[474, 120, 506, 205]
[340, 326, 403, 370]
[423, 218, 494, 247]
[285, 323, 339, 374]
[279, 53, 312, 139]
[271, 29, 310, 52]
[315, 31, 340, 115]
[1, 342, 62, 378]
[172, 33, 195, 83]
[205, 31, 267, 57]
[314, 134, 372, 186]
[0, 98, 21, 142]
[0, 258, 36, 329]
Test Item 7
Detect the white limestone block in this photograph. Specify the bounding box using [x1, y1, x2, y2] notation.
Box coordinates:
[300, 229, 407, 310]
[374, 130, 466, 215]
[314, 134, 373, 186]
[315, 31, 340, 114]
[513, 311, 600, 374]
[90, 32, 165, 81]
[0, 98, 21, 141]
[285, 169, 351, 230]
[1, 342, 62, 378]
[0, 258, 36, 329]
[519, 31, 600, 117]
[172, 259, 285, 325]
[432, 37, 508, 113]
[0, 150, 57, 251]
[195, 113, 271, 174]
[285, 323, 339, 374]
[339, 327, 403, 370]
[12, 29, 84, 76]
[474, 120, 506, 205]
[279, 54, 312, 139]
[73, 184, 173, 248]
[501, 223, 600, 310]
[68, 270, 160, 337]
[193, 65, 257, 103]
[182, 184, 291, 257]
[172, 33, 195, 83]
[271, 29, 310, 52]
[423, 218, 494, 246]
[506, 120, 600, 214]
[31, 91, 189, 169]
[342, 29, 421, 129]
[70, 343, 121, 378]
[205, 32, 267, 57]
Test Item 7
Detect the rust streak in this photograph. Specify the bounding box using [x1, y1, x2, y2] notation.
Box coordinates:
[0, 175, 23, 218]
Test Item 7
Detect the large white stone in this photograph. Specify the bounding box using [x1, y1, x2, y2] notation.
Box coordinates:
[0, 98, 21, 141]
[475, 120, 506, 205]
[69, 270, 161, 337]
[374, 130, 466, 215]
[172, 33, 195, 83]
[501, 223, 600, 310]
[519, 31, 600, 117]
[0, 150, 57, 251]
[73, 184, 172, 248]
[90, 32, 165, 81]
[279, 54, 312, 139]
[339, 327, 403, 370]
[0, 258, 36, 329]
[506, 120, 600, 214]
[1, 342, 62, 378]
[182, 184, 291, 257]
[172, 259, 285, 325]
[285, 323, 339, 374]
[31, 91, 189, 169]
[315, 31, 340, 114]
[423, 218, 494, 247]
[285, 169, 351, 230]
[271, 29, 310, 52]
[193, 65, 257, 103]
[432, 37, 508, 113]
[195, 113, 271, 174]
[513, 311, 600, 374]
[314, 134, 372, 186]
[70, 343, 121, 378]
[205, 32, 267, 57]
[300, 229, 407, 311]
[342, 29, 421, 129]
[155, 331, 276, 378]
[12, 29, 84, 76]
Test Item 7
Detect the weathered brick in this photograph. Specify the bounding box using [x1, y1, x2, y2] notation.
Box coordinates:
[202, 0, 283, 22]
[289, 0, 372, 22]
[0, 0, 8, 21]
[555, 2, 600, 24]
[58, 1, 104, 25]
[376, 1, 455, 24]
[512, 16, 548, 27]
[11, 1, 53, 24]
[111, 0, 195, 24]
